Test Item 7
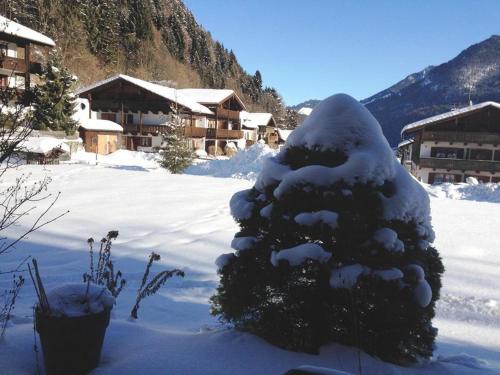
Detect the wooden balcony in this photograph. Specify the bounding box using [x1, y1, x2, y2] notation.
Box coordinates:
[0, 57, 27, 73]
[217, 108, 240, 121]
[422, 131, 500, 145]
[420, 157, 500, 172]
[184, 126, 243, 139]
[123, 123, 167, 134]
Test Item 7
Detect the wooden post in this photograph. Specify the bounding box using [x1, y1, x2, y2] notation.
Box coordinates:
[87, 93, 92, 119]
[139, 110, 143, 134]
[24, 43, 30, 91]
[121, 102, 124, 126]
[215, 105, 219, 141]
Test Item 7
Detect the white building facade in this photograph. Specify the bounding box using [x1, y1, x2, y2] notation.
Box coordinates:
[399, 102, 500, 184]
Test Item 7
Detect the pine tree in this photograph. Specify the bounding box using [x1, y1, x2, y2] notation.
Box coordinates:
[83, 0, 120, 63]
[211, 94, 444, 364]
[32, 50, 77, 135]
[253, 70, 262, 91]
[282, 108, 299, 130]
[159, 124, 195, 174]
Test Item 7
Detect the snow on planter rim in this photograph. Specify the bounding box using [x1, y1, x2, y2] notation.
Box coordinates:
[43, 283, 114, 318]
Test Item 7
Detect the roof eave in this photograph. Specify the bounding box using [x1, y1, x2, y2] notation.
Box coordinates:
[401, 102, 500, 135]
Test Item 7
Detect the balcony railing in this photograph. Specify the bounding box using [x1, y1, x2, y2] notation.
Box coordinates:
[420, 157, 500, 172]
[217, 108, 240, 121]
[0, 57, 27, 73]
[184, 126, 243, 139]
[422, 131, 500, 145]
[123, 123, 167, 134]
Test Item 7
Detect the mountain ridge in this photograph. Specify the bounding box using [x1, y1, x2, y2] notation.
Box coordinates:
[363, 34, 500, 145]
[290, 35, 500, 145]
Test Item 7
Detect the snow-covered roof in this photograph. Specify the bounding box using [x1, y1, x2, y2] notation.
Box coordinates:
[298, 107, 313, 116]
[0, 15, 55, 47]
[20, 137, 70, 155]
[76, 75, 214, 116]
[178, 88, 246, 109]
[79, 119, 123, 132]
[401, 101, 500, 135]
[397, 138, 414, 148]
[276, 128, 292, 141]
[240, 111, 274, 129]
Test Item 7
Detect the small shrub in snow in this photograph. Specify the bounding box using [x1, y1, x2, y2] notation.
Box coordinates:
[83, 231, 126, 299]
[130, 252, 184, 319]
[211, 94, 444, 364]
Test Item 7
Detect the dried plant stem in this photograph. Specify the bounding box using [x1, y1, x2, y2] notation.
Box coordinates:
[130, 252, 184, 319]
[28, 259, 49, 313]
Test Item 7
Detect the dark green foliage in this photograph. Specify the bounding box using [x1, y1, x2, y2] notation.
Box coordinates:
[159, 125, 195, 174]
[32, 51, 77, 134]
[83, 0, 120, 63]
[212, 141, 444, 364]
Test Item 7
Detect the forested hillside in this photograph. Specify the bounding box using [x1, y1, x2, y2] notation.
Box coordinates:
[2, 0, 290, 122]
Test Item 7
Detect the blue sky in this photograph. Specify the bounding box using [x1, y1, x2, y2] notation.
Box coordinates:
[184, 0, 500, 106]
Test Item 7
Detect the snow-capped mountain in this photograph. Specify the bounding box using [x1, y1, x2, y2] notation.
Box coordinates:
[289, 99, 321, 112]
[362, 35, 500, 146]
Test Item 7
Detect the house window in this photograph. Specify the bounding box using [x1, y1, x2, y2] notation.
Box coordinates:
[494, 150, 500, 162]
[430, 147, 464, 159]
[15, 74, 25, 89]
[101, 112, 117, 122]
[16, 46, 25, 59]
[428, 173, 462, 184]
[0, 43, 7, 57]
[492, 176, 500, 183]
[138, 137, 152, 147]
[469, 149, 493, 161]
[7, 43, 17, 58]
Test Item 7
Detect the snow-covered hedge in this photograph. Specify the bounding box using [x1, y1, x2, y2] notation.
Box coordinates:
[211, 94, 444, 364]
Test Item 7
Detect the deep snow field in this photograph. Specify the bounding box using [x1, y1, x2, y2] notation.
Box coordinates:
[1, 150, 500, 374]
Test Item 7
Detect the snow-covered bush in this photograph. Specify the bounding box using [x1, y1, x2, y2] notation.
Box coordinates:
[211, 94, 444, 364]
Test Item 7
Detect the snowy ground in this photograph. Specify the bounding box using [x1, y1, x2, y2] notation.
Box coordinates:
[1, 151, 500, 374]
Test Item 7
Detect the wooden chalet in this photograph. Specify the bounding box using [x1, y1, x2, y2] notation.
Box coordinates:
[76, 75, 213, 152]
[399, 101, 500, 184]
[240, 111, 277, 148]
[0, 15, 55, 96]
[179, 88, 246, 155]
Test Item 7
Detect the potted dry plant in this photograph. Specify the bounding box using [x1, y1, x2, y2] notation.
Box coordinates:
[30, 231, 121, 375]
